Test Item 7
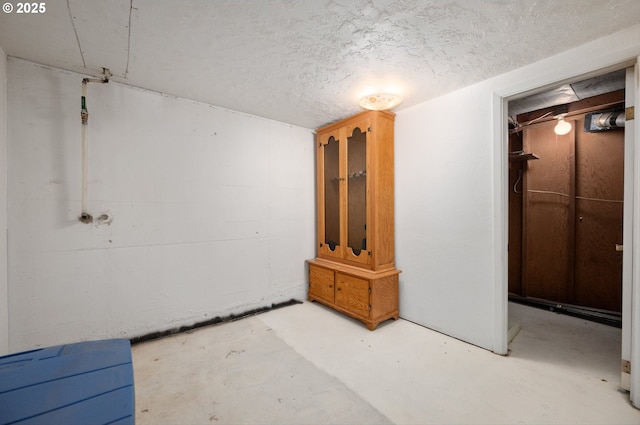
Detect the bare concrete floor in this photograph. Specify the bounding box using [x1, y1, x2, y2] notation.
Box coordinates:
[132, 302, 640, 424]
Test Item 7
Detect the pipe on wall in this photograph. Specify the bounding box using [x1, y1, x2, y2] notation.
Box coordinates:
[79, 69, 110, 224]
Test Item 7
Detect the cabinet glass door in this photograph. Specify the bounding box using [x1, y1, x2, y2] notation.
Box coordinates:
[347, 126, 369, 263]
[323, 136, 341, 253]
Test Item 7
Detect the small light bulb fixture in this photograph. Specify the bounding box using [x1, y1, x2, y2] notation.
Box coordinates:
[554, 114, 572, 136]
[358, 93, 403, 111]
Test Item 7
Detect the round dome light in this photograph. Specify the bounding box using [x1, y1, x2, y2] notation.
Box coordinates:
[358, 93, 403, 111]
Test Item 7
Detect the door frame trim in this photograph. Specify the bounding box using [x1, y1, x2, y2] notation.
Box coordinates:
[494, 58, 639, 406]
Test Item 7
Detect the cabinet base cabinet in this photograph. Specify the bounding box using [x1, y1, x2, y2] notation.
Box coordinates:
[307, 259, 400, 330]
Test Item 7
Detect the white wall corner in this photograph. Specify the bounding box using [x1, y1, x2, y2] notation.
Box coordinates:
[492, 92, 508, 355]
[0, 45, 8, 355]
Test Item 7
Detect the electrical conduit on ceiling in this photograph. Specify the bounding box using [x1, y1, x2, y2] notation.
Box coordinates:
[79, 68, 110, 224]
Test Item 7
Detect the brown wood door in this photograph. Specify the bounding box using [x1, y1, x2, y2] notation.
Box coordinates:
[523, 123, 574, 304]
[574, 116, 624, 312]
[335, 273, 370, 319]
[522, 118, 623, 312]
[308, 265, 335, 304]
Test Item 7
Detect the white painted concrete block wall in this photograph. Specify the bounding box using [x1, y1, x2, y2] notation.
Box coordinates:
[6, 59, 315, 352]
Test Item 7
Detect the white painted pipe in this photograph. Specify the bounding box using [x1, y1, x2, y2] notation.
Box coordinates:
[79, 70, 109, 223]
[81, 81, 89, 217]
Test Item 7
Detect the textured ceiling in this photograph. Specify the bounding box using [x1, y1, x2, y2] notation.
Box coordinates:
[0, 0, 639, 129]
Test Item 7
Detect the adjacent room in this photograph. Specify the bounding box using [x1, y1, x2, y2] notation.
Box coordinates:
[1, 1, 640, 424]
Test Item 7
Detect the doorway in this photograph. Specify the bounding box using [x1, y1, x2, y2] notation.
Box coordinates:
[505, 66, 640, 398]
[494, 44, 640, 406]
[507, 78, 626, 325]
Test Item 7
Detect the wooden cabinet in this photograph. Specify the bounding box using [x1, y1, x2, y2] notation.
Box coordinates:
[308, 260, 399, 330]
[307, 110, 400, 330]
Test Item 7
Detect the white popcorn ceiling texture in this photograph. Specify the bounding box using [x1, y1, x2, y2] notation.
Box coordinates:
[0, 0, 638, 128]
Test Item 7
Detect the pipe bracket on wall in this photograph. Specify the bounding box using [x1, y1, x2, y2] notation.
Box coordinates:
[79, 212, 93, 224]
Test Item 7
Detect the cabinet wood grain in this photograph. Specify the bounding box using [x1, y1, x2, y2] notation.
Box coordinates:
[308, 110, 400, 329]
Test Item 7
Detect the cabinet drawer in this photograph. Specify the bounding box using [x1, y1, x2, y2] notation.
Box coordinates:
[309, 265, 334, 303]
[335, 273, 370, 318]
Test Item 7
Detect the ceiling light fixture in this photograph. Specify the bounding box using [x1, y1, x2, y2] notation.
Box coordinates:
[358, 93, 403, 111]
[554, 114, 572, 135]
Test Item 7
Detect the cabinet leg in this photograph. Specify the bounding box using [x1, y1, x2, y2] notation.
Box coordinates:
[367, 315, 399, 330]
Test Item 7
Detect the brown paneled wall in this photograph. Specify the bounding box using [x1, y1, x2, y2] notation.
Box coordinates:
[508, 131, 523, 295]
[509, 91, 624, 312]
